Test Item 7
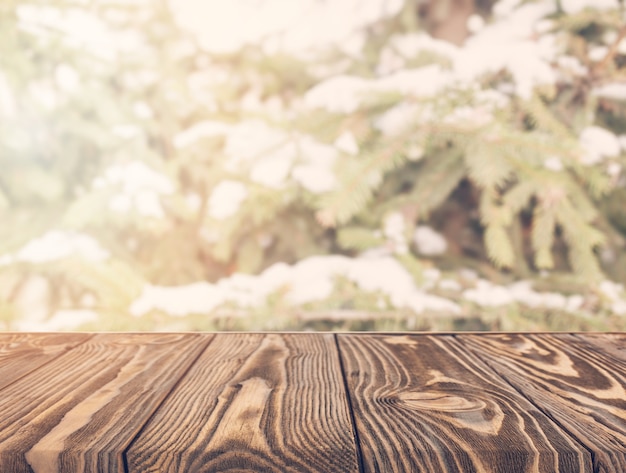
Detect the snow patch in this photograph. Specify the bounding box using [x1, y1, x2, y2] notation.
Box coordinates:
[375, 103, 421, 136]
[334, 131, 359, 155]
[292, 135, 338, 193]
[174, 120, 231, 149]
[172, 0, 402, 57]
[208, 180, 248, 219]
[593, 83, 626, 101]
[93, 161, 174, 218]
[463, 279, 587, 312]
[413, 226, 448, 256]
[304, 75, 372, 113]
[560, 0, 619, 14]
[2, 231, 109, 265]
[579, 126, 620, 165]
[129, 254, 461, 317]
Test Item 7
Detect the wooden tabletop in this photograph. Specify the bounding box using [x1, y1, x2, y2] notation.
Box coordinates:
[0, 333, 624, 472]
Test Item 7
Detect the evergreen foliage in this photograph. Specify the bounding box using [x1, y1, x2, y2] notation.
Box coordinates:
[1, 0, 625, 330]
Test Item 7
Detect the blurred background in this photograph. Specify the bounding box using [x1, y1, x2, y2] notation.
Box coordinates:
[1, 0, 626, 332]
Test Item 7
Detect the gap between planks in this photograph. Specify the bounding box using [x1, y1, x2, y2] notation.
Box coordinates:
[121, 334, 217, 473]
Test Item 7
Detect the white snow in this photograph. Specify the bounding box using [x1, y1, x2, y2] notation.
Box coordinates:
[291, 136, 338, 193]
[463, 278, 590, 312]
[463, 280, 514, 306]
[93, 161, 175, 218]
[588, 46, 609, 62]
[384, 212, 405, 241]
[443, 105, 493, 127]
[383, 33, 459, 63]
[208, 180, 248, 219]
[1, 231, 109, 265]
[560, 0, 619, 14]
[134, 190, 167, 218]
[304, 75, 372, 113]
[544, 156, 564, 171]
[130, 282, 225, 317]
[383, 212, 408, 255]
[439, 279, 462, 291]
[376, 47, 405, 76]
[599, 280, 624, 301]
[467, 14, 485, 34]
[593, 83, 626, 101]
[579, 126, 620, 165]
[225, 120, 285, 164]
[17, 5, 145, 60]
[413, 226, 448, 256]
[452, 2, 558, 99]
[55, 64, 80, 92]
[171, 0, 402, 57]
[613, 300, 626, 315]
[305, 65, 452, 114]
[608, 163, 622, 177]
[305, 1, 559, 114]
[173, 120, 232, 149]
[334, 131, 359, 155]
[375, 103, 423, 137]
[200, 119, 298, 189]
[249, 143, 296, 188]
[130, 254, 461, 317]
[508, 281, 567, 309]
[557, 55, 588, 78]
[378, 65, 452, 98]
[95, 161, 174, 195]
[493, 0, 522, 18]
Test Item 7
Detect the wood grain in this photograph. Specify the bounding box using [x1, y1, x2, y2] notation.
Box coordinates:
[458, 333, 626, 473]
[127, 333, 359, 473]
[0, 333, 209, 473]
[338, 334, 592, 472]
[575, 333, 626, 362]
[0, 333, 90, 391]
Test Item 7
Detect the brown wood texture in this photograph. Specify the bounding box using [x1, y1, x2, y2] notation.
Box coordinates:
[0, 333, 209, 473]
[337, 334, 592, 472]
[0, 332, 624, 473]
[127, 333, 359, 473]
[0, 333, 90, 391]
[576, 333, 626, 362]
[458, 333, 626, 473]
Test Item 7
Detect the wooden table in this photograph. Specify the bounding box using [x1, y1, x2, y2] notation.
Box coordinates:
[0, 333, 624, 472]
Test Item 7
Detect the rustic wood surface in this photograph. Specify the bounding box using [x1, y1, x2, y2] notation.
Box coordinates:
[338, 334, 591, 472]
[127, 333, 359, 473]
[0, 332, 623, 473]
[0, 333, 209, 473]
[458, 334, 626, 473]
[0, 333, 90, 391]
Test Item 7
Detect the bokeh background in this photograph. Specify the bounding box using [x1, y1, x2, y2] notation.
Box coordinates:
[1, 0, 626, 332]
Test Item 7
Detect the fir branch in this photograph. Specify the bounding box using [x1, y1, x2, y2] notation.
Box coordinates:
[316, 136, 408, 227]
[532, 206, 556, 269]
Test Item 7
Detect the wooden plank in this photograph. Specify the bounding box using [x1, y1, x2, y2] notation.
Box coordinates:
[0, 333, 90, 391]
[575, 333, 626, 362]
[0, 333, 210, 473]
[127, 333, 359, 473]
[459, 333, 626, 473]
[338, 334, 592, 473]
